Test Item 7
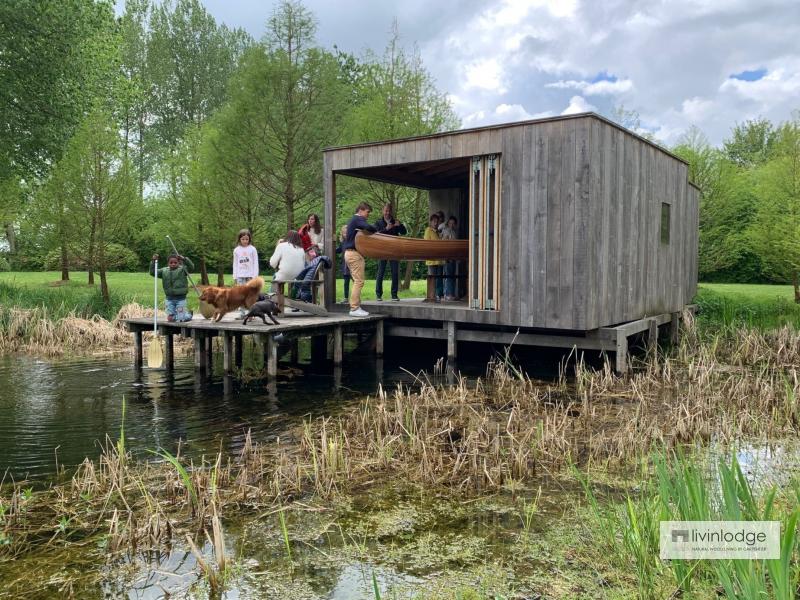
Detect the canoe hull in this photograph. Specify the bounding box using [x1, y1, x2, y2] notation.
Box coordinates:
[355, 232, 468, 261]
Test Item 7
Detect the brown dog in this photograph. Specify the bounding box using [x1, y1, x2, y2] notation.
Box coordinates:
[199, 277, 264, 322]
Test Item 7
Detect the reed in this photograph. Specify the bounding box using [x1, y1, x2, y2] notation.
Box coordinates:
[579, 449, 800, 599]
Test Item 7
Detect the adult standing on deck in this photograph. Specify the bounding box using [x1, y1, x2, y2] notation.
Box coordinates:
[374, 202, 407, 302]
[343, 202, 377, 317]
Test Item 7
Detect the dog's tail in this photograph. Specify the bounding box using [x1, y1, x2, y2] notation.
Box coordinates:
[246, 277, 264, 292]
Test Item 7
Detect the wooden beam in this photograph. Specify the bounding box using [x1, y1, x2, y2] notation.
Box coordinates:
[223, 332, 233, 374]
[670, 311, 681, 344]
[333, 326, 343, 365]
[615, 334, 628, 374]
[133, 330, 143, 367]
[263, 334, 278, 379]
[647, 318, 658, 352]
[447, 321, 457, 360]
[375, 320, 384, 357]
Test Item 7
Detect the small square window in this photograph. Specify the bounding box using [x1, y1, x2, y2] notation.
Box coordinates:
[660, 202, 671, 244]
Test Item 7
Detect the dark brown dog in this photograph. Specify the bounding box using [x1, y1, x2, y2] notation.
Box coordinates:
[198, 277, 264, 322]
[242, 299, 280, 326]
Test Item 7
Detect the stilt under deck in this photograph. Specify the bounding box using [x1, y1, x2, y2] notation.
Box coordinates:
[125, 312, 384, 376]
[359, 303, 694, 374]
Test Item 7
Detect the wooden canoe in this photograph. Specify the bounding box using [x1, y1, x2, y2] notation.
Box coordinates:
[355, 232, 468, 261]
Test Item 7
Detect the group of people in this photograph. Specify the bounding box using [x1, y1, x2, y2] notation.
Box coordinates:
[149, 205, 460, 322]
[338, 202, 460, 317]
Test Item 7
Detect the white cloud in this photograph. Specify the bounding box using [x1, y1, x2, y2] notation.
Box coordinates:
[546, 78, 634, 95]
[463, 103, 553, 127]
[188, 0, 800, 145]
[561, 95, 596, 115]
[464, 58, 507, 94]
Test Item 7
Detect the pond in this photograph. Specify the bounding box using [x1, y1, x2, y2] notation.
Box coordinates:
[0, 345, 476, 482]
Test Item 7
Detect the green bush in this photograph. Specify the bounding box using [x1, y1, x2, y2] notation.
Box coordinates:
[0, 256, 10, 272]
[43, 244, 140, 272]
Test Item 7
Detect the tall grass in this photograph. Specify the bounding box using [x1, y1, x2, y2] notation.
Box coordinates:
[580, 449, 800, 599]
[0, 280, 132, 320]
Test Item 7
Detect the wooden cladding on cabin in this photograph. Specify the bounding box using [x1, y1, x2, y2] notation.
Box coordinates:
[323, 114, 699, 331]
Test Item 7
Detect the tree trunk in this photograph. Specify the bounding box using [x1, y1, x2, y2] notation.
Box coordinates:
[217, 260, 225, 286]
[99, 266, 110, 306]
[401, 261, 413, 290]
[86, 215, 97, 284]
[4, 223, 15, 254]
[200, 257, 209, 285]
[793, 270, 800, 304]
[60, 242, 70, 281]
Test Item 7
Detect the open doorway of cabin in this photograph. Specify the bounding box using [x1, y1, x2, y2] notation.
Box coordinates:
[333, 152, 501, 310]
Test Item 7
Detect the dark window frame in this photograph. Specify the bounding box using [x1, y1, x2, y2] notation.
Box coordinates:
[660, 202, 671, 245]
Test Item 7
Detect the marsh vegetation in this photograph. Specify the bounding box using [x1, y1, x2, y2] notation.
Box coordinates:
[1, 313, 798, 598]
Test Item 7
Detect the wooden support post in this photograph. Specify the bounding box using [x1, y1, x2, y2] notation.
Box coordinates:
[290, 339, 299, 364]
[234, 334, 243, 368]
[615, 333, 628, 375]
[193, 331, 205, 370]
[375, 320, 384, 357]
[424, 274, 436, 302]
[333, 326, 343, 365]
[133, 330, 143, 367]
[205, 335, 213, 371]
[223, 332, 233, 374]
[670, 311, 681, 344]
[446, 321, 457, 361]
[266, 335, 278, 378]
[647, 318, 658, 352]
[164, 331, 174, 369]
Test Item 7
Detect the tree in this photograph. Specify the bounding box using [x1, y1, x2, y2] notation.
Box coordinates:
[341, 22, 459, 287]
[674, 128, 760, 282]
[58, 110, 137, 303]
[206, 0, 349, 238]
[147, 0, 250, 161]
[0, 0, 118, 254]
[723, 118, 778, 169]
[749, 119, 800, 301]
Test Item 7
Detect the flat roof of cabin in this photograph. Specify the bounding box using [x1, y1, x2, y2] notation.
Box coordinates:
[323, 111, 691, 170]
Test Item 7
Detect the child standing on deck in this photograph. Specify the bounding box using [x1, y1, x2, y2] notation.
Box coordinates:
[150, 253, 194, 322]
[233, 229, 259, 315]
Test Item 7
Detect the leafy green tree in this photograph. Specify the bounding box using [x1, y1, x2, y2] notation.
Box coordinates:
[749, 118, 800, 301]
[147, 0, 250, 161]
[723, 118, 778, 168]
[674, 128, 761, 282]
[341, 22, 459, 286]
[0, 0, 118, 255]
[57, 110, 137, 303]
[207, 0, 348, 236]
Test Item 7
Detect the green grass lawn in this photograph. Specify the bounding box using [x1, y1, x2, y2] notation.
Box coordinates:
[696, 282, 800, 329]
[0, 271, 429, 319]
[2, 271, 797, 329]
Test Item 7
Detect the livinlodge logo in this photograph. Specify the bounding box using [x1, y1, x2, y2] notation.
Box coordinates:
[660, 521, 780, 560]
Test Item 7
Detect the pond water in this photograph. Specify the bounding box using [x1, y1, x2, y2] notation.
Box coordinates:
[0, 340, 520, 482]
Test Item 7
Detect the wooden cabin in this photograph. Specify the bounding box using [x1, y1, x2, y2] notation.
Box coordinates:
[322, 112, 699, 371]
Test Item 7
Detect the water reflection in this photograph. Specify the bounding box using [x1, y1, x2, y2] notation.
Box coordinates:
[0, 344, 482, 482]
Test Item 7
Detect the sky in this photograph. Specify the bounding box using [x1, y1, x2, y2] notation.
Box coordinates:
[150, 0, 800, 146]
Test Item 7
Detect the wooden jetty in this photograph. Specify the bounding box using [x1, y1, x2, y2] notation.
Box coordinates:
[124, 312, 384, 376]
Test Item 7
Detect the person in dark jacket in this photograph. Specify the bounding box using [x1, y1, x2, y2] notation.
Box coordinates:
[374, 202, 407, 301]
[150, 253, 194, 322]
[342, 202, 377, 316]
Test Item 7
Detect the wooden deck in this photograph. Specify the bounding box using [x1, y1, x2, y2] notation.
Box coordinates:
[124, 311, 385, 376]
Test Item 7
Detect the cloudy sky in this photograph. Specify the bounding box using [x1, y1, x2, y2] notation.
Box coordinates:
[181, 0, 799, 145]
